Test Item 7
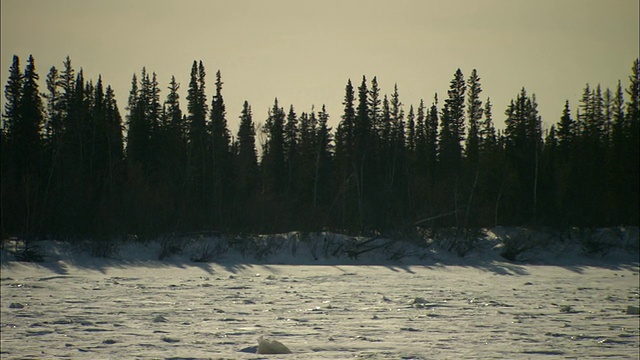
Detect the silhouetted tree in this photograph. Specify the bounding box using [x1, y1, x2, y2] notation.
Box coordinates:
[502, 88, 542, 223]
[209, 70, 232, 227]
[235, 100, 259, 228]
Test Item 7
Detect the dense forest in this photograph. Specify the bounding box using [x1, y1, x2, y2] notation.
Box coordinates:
[1, 55, 638, 242]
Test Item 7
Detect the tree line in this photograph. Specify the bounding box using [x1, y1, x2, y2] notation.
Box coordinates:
[1, 55, 638, 241]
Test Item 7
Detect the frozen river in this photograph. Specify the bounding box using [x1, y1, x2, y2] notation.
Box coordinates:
[1, 256, 638, 359]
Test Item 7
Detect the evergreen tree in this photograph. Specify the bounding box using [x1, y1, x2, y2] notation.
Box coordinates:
[503, 87, 542, 223]
[368, 76, 382, 140]
[126, 69, 151, 169]
[185, 60, 210, 228]
[58, 56, 75, 120]
[479, 97, 496, 153]
[626, 58, 639, 125]
[465, 69, 482, 166]
[313, 105, 333, 224]
[16, 55, 44, 175]
[336, 79, 355, 164]
[355, 76, 371, 163]
[557, 100, 574, 157]
[1, 55, 23, 238]
[389, 83, 405, 187]
[13, 55, 45, 236]
[284, 104, 299, 195]
[3, 55, 23, 140]
[236, 101, 258, 195]
[425, 94, 439, 179]
[43, 66, 62, 145]
[262, 98, 286, 196]
[463, 70, 483, 226]
[353, 76, 372, 228]
[209, 70, 232, 226]
[439, 69, 466, 171]
[414, 100, 427, 166]
[334, 79, 357, 228]
[41, 65, 62, 233]
[406, 105, 416, 154]
[104, 85, 124, 174]
[622, 58, 639, 224]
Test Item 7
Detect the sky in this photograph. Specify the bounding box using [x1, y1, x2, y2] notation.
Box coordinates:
[1, 0, 638, 134]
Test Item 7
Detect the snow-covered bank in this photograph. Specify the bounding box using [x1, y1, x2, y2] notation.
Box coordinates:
[2, 227, 638, 268]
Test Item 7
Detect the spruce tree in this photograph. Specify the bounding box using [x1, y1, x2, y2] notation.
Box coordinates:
[425, 94, 439, 181]
[16, 55, 44, 175]
[237, 101, 258, 192]
[406, 105, 416, 154]
[1, 55, 23, 237]
[209, 70, 232, 226]
[44, 66, 62, 145]
[3, 55, 23, 140]
[262, 98, 286, 195]
[503, 88, 542, 223]
[439, 69, 466, 171]
[368, 76, 381, 140]
[185, 60, 210, 227]
[557, 100, 574, 158]
[479, 97, 496, 154]
[623, 58, 639, 224]
[284, 104, 299, 195]
[14, 55, 45, 236]
[465, 69, 482, 166]
[313, 105, 332, 223]
[58, 57, 75, 120]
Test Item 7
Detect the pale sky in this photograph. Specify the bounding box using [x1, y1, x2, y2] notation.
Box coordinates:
[1, 0, 638, 134]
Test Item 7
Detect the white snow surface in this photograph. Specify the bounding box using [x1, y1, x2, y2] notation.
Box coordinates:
[1, 228, 639, 359]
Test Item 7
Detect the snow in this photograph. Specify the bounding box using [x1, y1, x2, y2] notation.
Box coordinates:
[1, 229, 639, 359]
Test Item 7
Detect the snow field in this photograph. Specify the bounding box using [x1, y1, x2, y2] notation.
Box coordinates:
[1, 229, 638, 358]
[1, 259, 639, 359]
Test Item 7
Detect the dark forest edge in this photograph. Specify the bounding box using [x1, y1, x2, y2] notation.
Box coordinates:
[1, 56, 638, 250]
[2, 227, 638, 264]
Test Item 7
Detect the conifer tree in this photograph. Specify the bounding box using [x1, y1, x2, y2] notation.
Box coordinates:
[313, 105, 333, 223]
[16, 55, 44, 175]
[43, 66, 62, 145]
[284, 104, 299, 195]
[389, 84, 405, 186]
[626, 58, 639, 125]
[439, 69, 466, 171]
[58, 57, 75, 120]
[503, 87, 542, 223]
[623, 58, 639, 224]
[209, 70, 232, 226]
[14, 55, 45, 236]
[334, 79, 357, 228]
[425, 94, 439, 178]
[355, 76, 371, 162]
[368, 76, 381, 140]
[1, 55, 22, 237]
[415, 100, 427, 164]
[3, 55, 23, 140]
[557, 100, 574, 157]
[336, 79, 355, 163]
[465, 69, 482, 166]
[262, 98, 286, 196]
[237, 101, 258, 192]
[126, 69, 151, 169]
[185, 60, 210, 227]
[406, 105, 416, 154]
[479, 97, 496, 153]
